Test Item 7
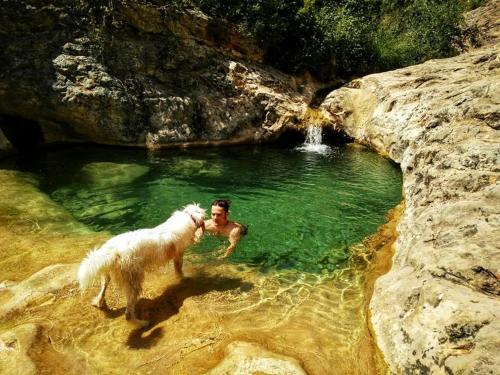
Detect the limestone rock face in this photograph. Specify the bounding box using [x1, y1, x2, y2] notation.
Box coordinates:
[0, 1, 307, 149]
[464, 0, 500, 48]
[321, 5, 500, 373]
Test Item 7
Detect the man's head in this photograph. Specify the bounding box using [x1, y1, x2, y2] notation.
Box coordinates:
[211, 199, 230, 226]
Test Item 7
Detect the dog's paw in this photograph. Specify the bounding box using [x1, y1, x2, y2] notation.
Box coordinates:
[91, 297, 105, 309]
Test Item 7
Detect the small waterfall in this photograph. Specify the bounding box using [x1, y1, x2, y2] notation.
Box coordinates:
[296, 125, 331, 154]
[304, 125, 323, 145]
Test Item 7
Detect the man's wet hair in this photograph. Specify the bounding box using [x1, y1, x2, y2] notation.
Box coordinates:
[211, 199, 231, 212]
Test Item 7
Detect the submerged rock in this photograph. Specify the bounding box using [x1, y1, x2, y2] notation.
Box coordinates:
[0, 264, 78, 321]
[320, 3, 500, 372]
[0, 324, 39, 375]
[168, 158, 224, 178]
[80, 162, 150, 188]
[49, 162, 150, 227]
[205, 341, 307, 375]
[0, 169, 108, 282]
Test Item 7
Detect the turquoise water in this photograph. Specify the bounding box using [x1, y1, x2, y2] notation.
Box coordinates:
[4, 144, 401, 274]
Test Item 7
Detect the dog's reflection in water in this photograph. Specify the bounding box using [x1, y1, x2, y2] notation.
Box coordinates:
[126, 271, 253, 349]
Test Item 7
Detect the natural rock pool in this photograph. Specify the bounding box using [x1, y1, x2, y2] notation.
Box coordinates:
[0, 144, 402, 374]
[41, 144, 400, 272]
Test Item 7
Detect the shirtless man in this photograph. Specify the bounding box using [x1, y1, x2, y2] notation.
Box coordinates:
[196, 199, 246, 259]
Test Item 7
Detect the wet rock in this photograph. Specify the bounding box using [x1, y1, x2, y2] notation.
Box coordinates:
[0, 169, 108, 282]
[0, 264, 78, 321]
[0, 324, 39, 375]
[0, 170, 91, 234]
[205, 341, 307, 375]
[80, 162, 150, 188]
[320, 2, 500, 372]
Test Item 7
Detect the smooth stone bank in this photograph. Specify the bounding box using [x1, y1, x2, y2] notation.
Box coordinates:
[320, 2, 500, 372]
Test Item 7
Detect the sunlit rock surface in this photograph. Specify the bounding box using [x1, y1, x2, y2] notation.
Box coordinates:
[0, 1, 308, 148]
[321, 2, 500, 373]
[464, 0, 500, 47]
[205, 341, 307, 375]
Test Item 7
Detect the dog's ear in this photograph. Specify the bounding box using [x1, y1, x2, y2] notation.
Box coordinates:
[184, 203, 206, 220]
[190, 203, 206, 217]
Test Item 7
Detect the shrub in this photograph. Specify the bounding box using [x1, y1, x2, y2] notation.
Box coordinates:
[171, 0, 475, 80]
[373, 0, 466, 70]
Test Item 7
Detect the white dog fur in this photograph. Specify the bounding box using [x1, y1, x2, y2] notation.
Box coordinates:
[77, 203, 206, 327]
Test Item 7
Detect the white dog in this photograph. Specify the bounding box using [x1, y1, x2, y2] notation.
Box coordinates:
[77, 203, 206, 327]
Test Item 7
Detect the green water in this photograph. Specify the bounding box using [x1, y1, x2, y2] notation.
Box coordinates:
[3, 144, 401, 274]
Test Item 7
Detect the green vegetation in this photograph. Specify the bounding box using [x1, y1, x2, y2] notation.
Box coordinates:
[374, 0, 465, 70]
[172, 0, 484, 80]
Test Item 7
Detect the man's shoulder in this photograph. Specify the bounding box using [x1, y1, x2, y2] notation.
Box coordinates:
[229, 221, 248, 235]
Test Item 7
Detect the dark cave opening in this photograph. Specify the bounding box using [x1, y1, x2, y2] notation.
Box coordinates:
[0, 115, 45, 152]
[271, 127, 305, 148]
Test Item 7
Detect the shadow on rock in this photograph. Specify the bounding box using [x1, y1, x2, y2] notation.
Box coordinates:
[126, 271, 253, 349]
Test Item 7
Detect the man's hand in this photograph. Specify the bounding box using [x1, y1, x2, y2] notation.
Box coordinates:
[212, 246, 226, 259]
[210, 225, 242, 261]
[194, 226, 205, 244]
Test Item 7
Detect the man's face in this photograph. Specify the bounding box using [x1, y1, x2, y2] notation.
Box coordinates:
[211, 205, 228, 226]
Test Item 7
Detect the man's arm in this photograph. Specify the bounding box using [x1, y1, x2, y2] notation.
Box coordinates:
[220, 226, 241, 259]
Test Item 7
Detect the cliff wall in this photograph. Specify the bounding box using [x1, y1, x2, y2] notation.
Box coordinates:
[0, 0, 308, 150]
[321, 1, 500, 372]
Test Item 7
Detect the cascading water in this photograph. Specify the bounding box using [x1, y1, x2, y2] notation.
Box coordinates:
[296, 125, 332, 154]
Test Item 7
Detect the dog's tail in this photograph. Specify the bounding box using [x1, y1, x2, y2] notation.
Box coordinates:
[77, 246, 117, 291]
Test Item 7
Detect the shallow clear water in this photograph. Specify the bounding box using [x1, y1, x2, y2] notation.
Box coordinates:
[6, 144, 401, 274]
[0, 143, 402, 374]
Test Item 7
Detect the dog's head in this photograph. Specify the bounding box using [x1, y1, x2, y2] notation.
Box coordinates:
[183, 203, 206, 228]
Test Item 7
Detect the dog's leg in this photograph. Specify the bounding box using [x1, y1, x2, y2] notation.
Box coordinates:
[173, 252, 184, 279]
[123, 276, 148, 328]
[91, 274, 110, 308]
[124, 286, 138, 321]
